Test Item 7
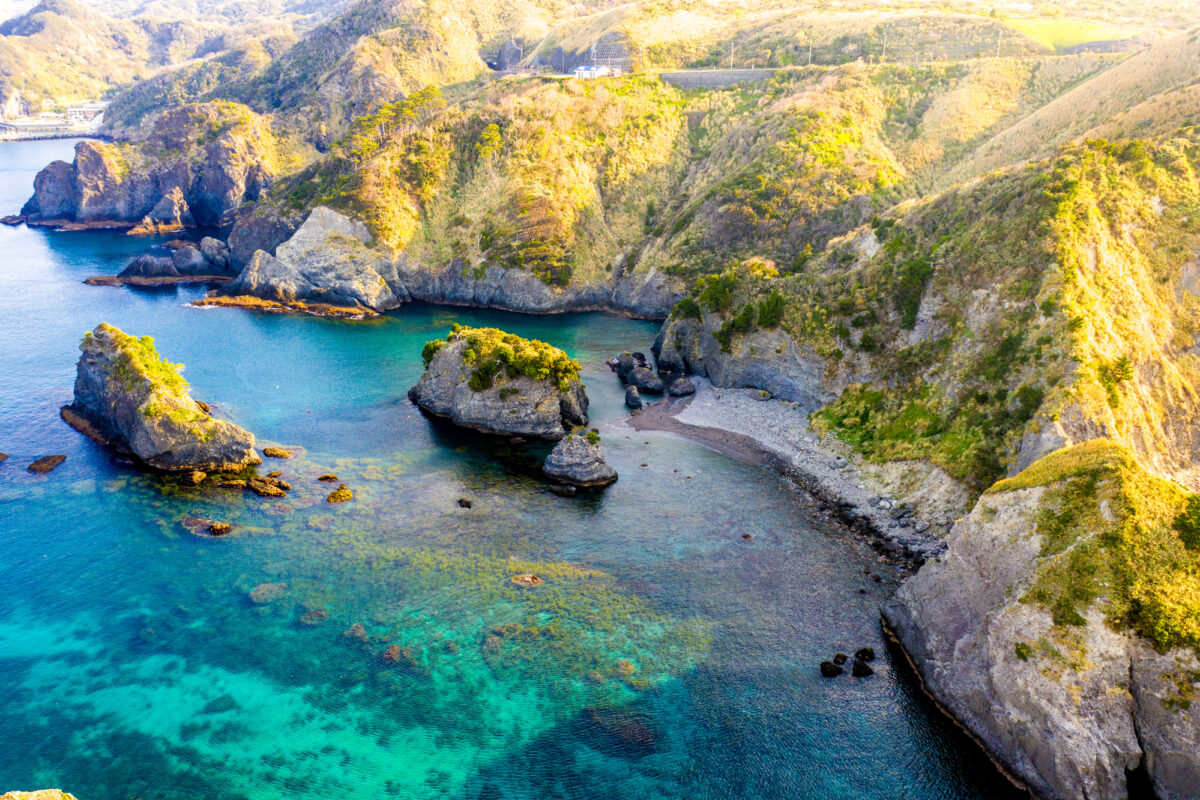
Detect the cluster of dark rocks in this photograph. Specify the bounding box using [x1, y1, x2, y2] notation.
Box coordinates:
[608, 351, 695, 410]
[875, 496, 932, 534]
[819, 647, 876, 678]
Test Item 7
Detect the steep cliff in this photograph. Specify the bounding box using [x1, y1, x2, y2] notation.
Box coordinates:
[886, 442, 1200, 800]
[21, 102, 305, 229]
[63, 322, 260, 472]
[655, 126, 1200, 799]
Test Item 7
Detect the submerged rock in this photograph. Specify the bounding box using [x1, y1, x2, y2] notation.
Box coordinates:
[249, 582, 287, 604]
[27, 455, 66, 474]
[63, 323, 260, 472]
[542, 430, 618, 488]
[409, 326, 587, 440]
[327, 484, 353, 503]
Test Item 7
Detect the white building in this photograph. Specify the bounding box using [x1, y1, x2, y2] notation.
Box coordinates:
[572, 65, 620, 79]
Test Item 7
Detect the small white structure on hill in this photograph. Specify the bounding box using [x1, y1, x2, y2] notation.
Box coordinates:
[573, 65, 620, 79]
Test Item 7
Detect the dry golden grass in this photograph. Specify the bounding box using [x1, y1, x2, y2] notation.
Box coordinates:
[948, 28, 1200, 182]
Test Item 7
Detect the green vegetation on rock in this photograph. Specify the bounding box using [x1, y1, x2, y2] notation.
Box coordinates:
[989, 440, 1200, 654]
[428, 325, 581, 393]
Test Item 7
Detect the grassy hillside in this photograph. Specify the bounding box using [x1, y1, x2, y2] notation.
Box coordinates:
[665, 131, 1200, 493]
[948, 27, 1200, 183]
[266, 75, 685, 288]
[0, 0, 213, 107]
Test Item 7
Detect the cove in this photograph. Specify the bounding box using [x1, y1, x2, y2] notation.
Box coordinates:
[0, 139, 1024, 800]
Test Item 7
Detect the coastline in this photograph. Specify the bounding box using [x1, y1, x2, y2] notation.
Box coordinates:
[626, 378, 948, 562]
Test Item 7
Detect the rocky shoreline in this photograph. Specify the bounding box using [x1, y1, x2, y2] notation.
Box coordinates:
[627, 378, 948, 563]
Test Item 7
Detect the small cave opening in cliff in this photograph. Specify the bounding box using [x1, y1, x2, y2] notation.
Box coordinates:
[1124, 756, 1161, 800]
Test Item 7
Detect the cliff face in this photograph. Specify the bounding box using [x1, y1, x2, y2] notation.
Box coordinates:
[652, 133, 1200, 796]
[64, 323, 259, 472]
[21, 102, 293, 229]
[220, 206, 677, 316]
[885, 443, 1200, 800]
[408, 326, 588, 440]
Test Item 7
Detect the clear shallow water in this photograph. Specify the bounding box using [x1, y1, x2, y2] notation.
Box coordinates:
[0, 140, 1022, 800]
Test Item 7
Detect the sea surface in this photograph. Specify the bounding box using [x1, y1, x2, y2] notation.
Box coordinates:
[0, 139, 1023, 800]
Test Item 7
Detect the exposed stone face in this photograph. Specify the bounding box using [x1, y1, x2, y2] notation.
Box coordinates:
[225, 204, 304, 269]
[21, 160, 76, 219]
[542, 432, 617, 487]
[654, 310, 871, 411]
[220, 207, 679, 318]
[22, 105, 277, 229]
[228, 207, 403, 311]
[2, 791, 80, 800]
[64, 323, 260, 472]
[408, 332, 588, 440]
[884, 486, 1200, 800]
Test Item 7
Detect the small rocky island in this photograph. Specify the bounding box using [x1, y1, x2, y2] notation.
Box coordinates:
[62, 323, 260, 471]
[409, 325, 587, 439]
[543, 429, 618, 488]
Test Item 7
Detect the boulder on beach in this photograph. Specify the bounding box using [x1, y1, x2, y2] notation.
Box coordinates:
[409, 325, 587, 440]
[625, 385, 643, 410]
[542, 430, 618, 488]
[62, 323, 260, 472]
[668, 378, 696, 397]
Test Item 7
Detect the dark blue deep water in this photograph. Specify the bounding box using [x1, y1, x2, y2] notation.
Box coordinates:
[0, 140, 1022, 800]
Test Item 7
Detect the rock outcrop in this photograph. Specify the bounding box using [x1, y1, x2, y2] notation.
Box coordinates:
[63, 323, 260, 471]
[21, 103, 279, 230]
[226, 207, 403, 312]
[2, 791, 80, 800]
[114, 238, 234, 282]
[885, 442, 1200, 800]
[542, 430, 617, 487]
[217, 206, 679, 318]
[408, 326, 587, 439]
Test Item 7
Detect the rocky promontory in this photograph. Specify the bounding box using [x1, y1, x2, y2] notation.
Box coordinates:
[542, 430, 617, 487]
[408, 326, 587, 439]
[62, 323, 260, 472]
[885, 442, 1200, 800]
[20, 103, 283, 231]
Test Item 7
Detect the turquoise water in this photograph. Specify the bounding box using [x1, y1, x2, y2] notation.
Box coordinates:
[0, 140, 1022, 800]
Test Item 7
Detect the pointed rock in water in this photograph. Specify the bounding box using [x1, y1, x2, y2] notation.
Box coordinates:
[63, 323, 260, 472]
[0, 452, 8, 463]
[542, 431, 617, 488]
[819, 661, 844, 677]
[409, 326, 587, 440]
[851, 658, 874, 677]
[27, 455, 66, 474]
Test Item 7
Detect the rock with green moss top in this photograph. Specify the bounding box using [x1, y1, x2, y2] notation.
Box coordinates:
[885, 441, 1200, 800]
[543, 430, 617, 487]
[408, 326, 587, 440]
[63, 323, 260, 472]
